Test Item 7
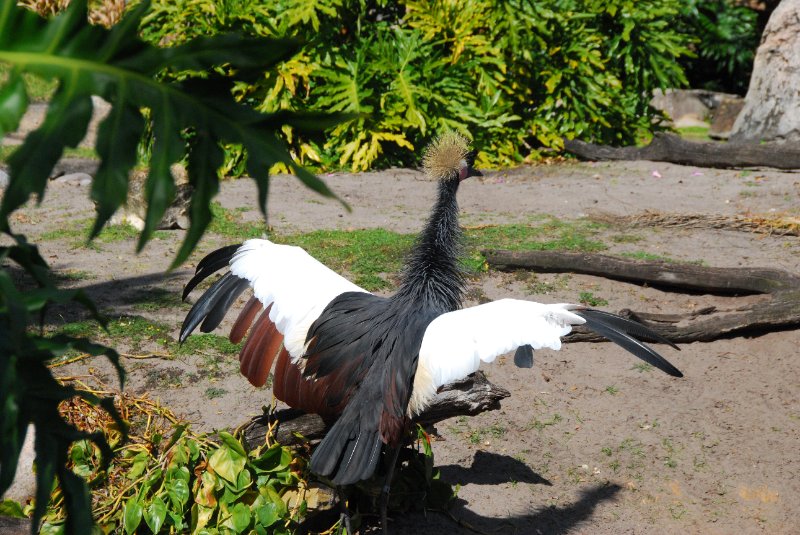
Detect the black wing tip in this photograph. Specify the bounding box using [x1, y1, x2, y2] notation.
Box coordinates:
[575, 309, 683, 378]
[182, 243, 242, 301]
[578, 308, 680, 350]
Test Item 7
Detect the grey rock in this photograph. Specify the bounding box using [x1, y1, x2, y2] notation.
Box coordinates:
[709, 97, 745, 140]
[730, 0, 800, 143]
[51, 158, 99, 178]
[650, 89, 740, 127]
[52, 172, 92, 186]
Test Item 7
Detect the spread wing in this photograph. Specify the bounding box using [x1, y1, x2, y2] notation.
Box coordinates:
[411, 299, 681, 415]
[180, 239, 369, 392]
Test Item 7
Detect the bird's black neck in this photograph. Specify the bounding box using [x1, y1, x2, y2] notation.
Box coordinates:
[396, 178, 465, 312]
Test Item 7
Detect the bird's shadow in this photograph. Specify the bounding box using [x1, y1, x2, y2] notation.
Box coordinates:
[386, 451, 621, 534]
[386, 481, 622, 535]
[438, 449, 552, 486]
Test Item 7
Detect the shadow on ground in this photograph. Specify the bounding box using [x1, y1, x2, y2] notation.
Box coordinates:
[387, 482, 622, 534]
[439, 450, 552, 486]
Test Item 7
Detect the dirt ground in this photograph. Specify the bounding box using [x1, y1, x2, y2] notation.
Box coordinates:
[3, 158, 799, 534]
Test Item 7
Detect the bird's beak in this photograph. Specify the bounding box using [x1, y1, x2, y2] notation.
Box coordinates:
[459, 165, 483, 181]
[466, 166, 483, 179]
[460, 150, 482, 180]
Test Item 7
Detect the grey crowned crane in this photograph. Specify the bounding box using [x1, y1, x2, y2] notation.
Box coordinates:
[180, 132, 682, 532]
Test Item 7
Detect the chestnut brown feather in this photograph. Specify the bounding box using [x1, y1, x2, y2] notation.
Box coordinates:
[230, 296, 262, 344]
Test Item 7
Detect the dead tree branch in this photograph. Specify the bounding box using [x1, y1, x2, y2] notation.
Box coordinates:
[564, 132, 800, 170]
[241, 371, 510, 451]
[482, 249, 800, 343]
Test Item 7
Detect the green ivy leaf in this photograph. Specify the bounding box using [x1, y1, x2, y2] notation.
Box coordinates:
[230, 502, 251, 533]
[123, 497, 143, 535]
[208, 444, 246, 484]
[254, 502, 280, 528]
[128, 452, 149, 480]
[218, 431, 247, 457]
[144, 495, 167, 533]
[167, 477, 190, 510]
[0, 499, 25, 518]
[251, 444, 291, 473]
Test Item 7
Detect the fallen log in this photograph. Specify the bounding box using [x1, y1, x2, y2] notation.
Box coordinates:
[564, 132, 800, 170]
[240, 371, 510, 451]
[482, 250, 800, 294]
[483, 249, 800, 343]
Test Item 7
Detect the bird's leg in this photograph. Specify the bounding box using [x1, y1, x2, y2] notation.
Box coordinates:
[336, 487, 352, 535]
[379, 446, 402, 534]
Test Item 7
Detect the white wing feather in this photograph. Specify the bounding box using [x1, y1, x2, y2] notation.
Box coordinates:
[410, 299, 585, 415]
[229, 239, 368, 358]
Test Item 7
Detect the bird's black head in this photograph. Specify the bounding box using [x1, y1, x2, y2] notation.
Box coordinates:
[423, 132, 482, 183]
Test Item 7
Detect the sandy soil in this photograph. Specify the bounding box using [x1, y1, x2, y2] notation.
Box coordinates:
[3, 159, 799, 534]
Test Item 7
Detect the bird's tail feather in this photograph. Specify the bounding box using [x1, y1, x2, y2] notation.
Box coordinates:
[311, 409, 383, 485]
[575, 309, 682, 377]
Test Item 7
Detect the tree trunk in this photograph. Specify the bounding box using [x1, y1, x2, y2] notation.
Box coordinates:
[730, 0, 800, 143]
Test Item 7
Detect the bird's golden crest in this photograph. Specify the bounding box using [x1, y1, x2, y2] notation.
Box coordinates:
[422, 131, 471, 181]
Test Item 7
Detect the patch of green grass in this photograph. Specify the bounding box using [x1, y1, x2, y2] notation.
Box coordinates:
[38, 219, 91, 242]
[488, 424, 506, 438]
[611, 233, 644, 244]
[56, 315, 172, 351]
[631, 362, 654, 373]
[676, 126, 711, 142]
[526, 274, 571, 295]
[132, 288, 187, 312]
[468, 430, 483, 445]
[528, 413, 562, 431]
[661, 438, 679, 469]
[579, 291, 608, 307]
[621, 250, 707, 267]
[175, 333, 242, 357]
[278, 228, 415, 291]
[96, 223, 140, 243]
[55, 269, 96, 282]
[205, 387, 228, 399]
[38, 218, 164, 247]
[0, 145, 98, 163]
[604, 385, 619, 395]
[465, 218, 606, 254]
[621, 250, 672, 262]
[605, 437, 648, 481]
[208, 202, 266, 239]
[669, 503, 687, 520]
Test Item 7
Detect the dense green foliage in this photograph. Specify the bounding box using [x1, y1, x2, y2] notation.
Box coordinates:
[0, 0, 343, 532]
[42, 416, 310, 535]
[139, 0, 692, 170]
[678, 0, 759, 94]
